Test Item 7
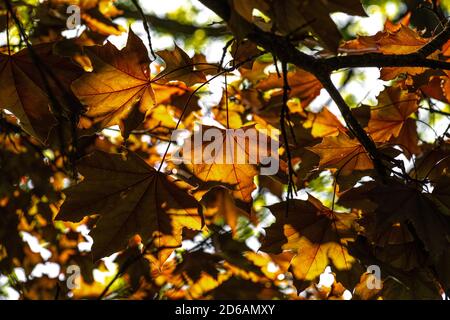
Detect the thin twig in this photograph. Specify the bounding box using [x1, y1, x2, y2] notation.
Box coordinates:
[281, 62, 296, 212]
[131, 0, 156, 60]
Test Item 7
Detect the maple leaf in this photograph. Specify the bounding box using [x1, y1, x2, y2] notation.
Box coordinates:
[155, 44, 207, 87]
[303, 107, 346, 138]
[358, 212, 426, 271]
[71, 29, 155, 135]
[230, 39, 261, 69]
[152, 82, 201, 116]
[212, 100, 246, 129]
[208, 276, 284, 299]
[180, 124, 278, 206]
[339, 181, 450, 260]
[432, 176, 450, 216]
[341, 24, 428, 55]
[256, 69, 323, 108]
[231, 0, 366, 51]
[57, 150, 203, 261]
[48, 0, 124, 36]
[245, 251, 295, 281]
[307, 132, 373, 175]
[341, 23, 431, 80]
[0, 43, 83, 142]
[174, 250, 222, 282]
[3, 0, 450, 301]
[200, 186, 254, 235]
[114, 245, 151, 290]
[366, 86, 420, 155]
[239, 60, 273, 83]
[350, 237, 443, 300]
[261, 196, 359, 286]
[412, 142, 450, 181]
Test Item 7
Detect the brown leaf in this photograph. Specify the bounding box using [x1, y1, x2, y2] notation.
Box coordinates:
[261, 196, 359, 284]
[256, 69, 322, 108]
[307, 132, 373, 175]
[71, 29, 155, 135]
[0, 43, 83, 142]
[57, 150, 203, 261]
[200, 186, 252, 235]
[155, 44, 207, 87]
[340, 181, 450, 260]
[341, 23, 431, 80]
[233, 0, 366, 51]
[304, 107, 346, 138]
[366, 86, 420, 155]
[181, 124, 278, 206]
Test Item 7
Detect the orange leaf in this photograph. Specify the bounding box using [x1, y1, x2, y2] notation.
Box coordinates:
[307, 133, 373, 175]
[71, 29, 155, 135]
[341, 24, 430, 80]
[256, 69, 323, 107]
[367, 86, 419, 143]
[155, 44, 207, 87]
[304, 107, 346, 138]
[181, 124, 278, 205]
[261, 196, 358, 283]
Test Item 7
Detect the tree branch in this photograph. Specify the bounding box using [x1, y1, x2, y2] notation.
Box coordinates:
[418, 21, 450, 57]
[317, 75, 386, 176]
[118, 8, 228, 38]
[324, 52, 450, 71]
[130, 0, 156, 59]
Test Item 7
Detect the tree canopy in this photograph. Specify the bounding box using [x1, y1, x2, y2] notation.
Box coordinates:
[0, 0, 450, 300]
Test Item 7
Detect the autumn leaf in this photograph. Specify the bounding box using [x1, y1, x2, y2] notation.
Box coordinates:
[341, 23, 431, 80]
[303, 107, 346, 138]
[261, 196, 359, 286]
[174, 250, 221, 282]
[341, 24, 428, 55]
[351, 236, 443, 299]
[155, 44, 207, 87]
[152, 82, 201, 116]
[71, 29, 155, 135]
[208, 276, 284, 299]
[81, 6, 124, 36]
[49, 0, 124, 36]
[0, 43, 83, 142]
[231, 0, 366, 51]
[256, 69, 323, 108]
[180, 124, 278, 206]
[57, 150, 203, 261]
[200, 186, 253, 235]
[356, 210, 426, 271]
[138, 104, 179, 138]
[2, 0, 450, 301]
[114, 245, 151, 290]
[230, 39, 261, 69]
[432, 176, 450, 216]
[366, 86, 420, 155]
[307, 132, 373, 175]
[212, 86, 247, 129]
[339, 181, 450, 260]
[239, 60, 273, 83]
